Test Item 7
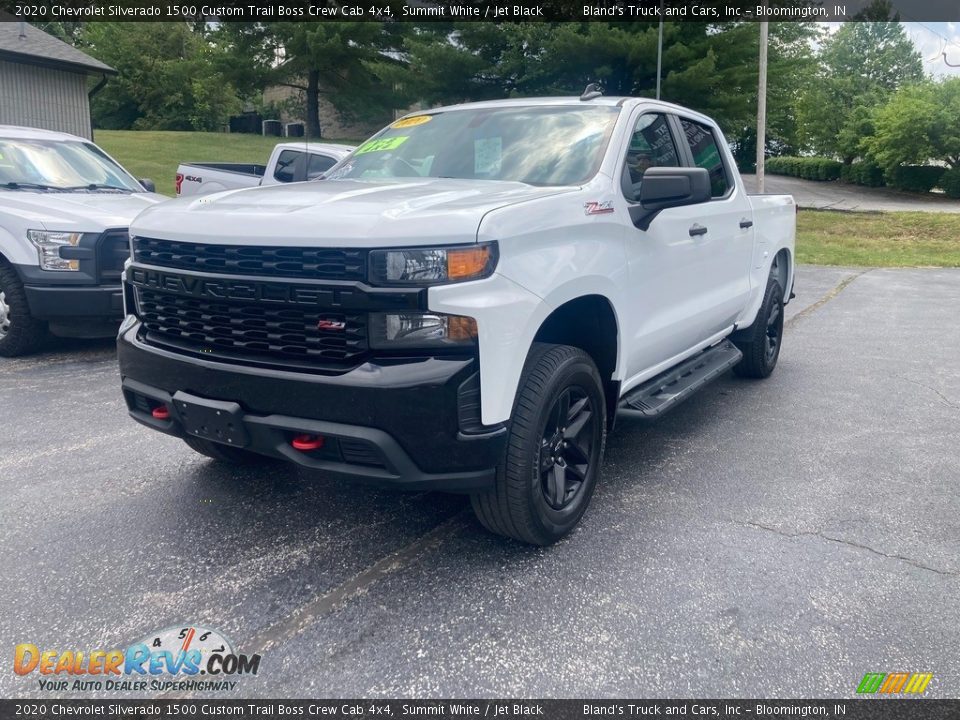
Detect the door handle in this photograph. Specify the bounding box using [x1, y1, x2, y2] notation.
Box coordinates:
[739, 219, 754, 229]
[689, 224, 708, 237]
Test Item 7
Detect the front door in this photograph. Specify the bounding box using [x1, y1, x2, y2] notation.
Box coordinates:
[620, 112, 753, 382]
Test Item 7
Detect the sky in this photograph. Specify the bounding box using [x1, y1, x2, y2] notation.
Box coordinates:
[820, 22, 960, 78]
[902, 22, 960, 78]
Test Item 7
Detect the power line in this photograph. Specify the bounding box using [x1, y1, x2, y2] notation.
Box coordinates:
[826, 10, 960, 71]
[895, 16, 960, 68]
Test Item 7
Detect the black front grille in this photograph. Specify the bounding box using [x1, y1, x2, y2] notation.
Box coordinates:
[97, 230, 130, 282]
[133, 237, 366, 281]
[136, 289, 367, 367]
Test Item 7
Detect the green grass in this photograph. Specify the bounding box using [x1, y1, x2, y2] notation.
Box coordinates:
[797, 209, 960, 267]
[94, 130, 361, 196]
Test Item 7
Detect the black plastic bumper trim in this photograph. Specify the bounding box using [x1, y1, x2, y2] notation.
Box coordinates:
[118, 324, 507, 489]
[22, 283, 124, 320]
[122, 377, 496, 492]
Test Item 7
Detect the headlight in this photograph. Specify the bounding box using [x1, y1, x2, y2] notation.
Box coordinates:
[369, 312, 478, 349]
[27, 230, 82, 271]
[368, 242, 497, 286]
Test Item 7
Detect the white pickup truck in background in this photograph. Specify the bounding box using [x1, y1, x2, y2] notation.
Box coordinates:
[175, 141, 355, 197]
[0, 125, 165, 356]
[119, 93, 796, 545]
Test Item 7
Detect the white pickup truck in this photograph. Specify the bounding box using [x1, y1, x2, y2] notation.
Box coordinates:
[175, 141, 354, 197]
[0, 125, 165, 356]
[118, 93, 795, 545]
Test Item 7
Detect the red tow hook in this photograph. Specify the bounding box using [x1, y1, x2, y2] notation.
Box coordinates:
[291, 434, 324, 451]
[151, 406, 171, 420]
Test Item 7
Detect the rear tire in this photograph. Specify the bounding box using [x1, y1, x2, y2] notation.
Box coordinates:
[0, 261, 48, 357]
[183, 435, 272, 465]
[471, 343, 607, 546]
[732, 278, 784, 379]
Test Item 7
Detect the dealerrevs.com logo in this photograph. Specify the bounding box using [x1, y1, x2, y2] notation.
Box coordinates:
[856, 672, 934, 695]
[14, 625, 261, 693]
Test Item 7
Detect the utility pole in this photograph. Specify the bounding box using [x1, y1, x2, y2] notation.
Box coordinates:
[656, 0, 664, 100]
[756, 20, 769, 193]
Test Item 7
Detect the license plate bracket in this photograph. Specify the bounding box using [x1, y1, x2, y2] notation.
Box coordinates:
[172, 391, 250, 447]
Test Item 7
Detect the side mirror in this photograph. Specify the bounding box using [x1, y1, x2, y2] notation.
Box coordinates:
[139, 178, 156, 193]
[630, 167, 711, 231]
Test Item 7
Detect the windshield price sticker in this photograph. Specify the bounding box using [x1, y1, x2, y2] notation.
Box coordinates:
[355, 137, 409, 155]
[391, 116, 432, 129]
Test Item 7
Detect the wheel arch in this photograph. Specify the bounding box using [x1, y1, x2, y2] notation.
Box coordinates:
[0, 221, 38, 266]
[772, 247, 792, 299]
[532, 293, 621, 429]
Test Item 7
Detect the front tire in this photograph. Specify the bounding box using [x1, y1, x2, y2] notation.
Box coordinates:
[183, 435, 272, 465]
[0, 261, 48, 357]
[471, 343, 607, 546]
[732, 278, 784, 379]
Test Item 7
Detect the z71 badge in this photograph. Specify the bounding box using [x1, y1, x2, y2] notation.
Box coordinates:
[584, 200, 614, 215]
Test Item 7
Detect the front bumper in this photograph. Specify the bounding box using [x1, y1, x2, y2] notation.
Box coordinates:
[117, 323, 506, 492]
[23, 283, 124, 320]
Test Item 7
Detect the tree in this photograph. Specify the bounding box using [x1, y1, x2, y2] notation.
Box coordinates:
[866, 78, 960, 171]
[400, 21, 817, 167]
[213, 21, 409, 138]
[81, 23, 240, 131]
[30, 21, 84, 43]
[798, 21, 923, 161]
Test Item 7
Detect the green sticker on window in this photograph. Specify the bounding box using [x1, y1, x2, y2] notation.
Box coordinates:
[355, 136, 409, 155]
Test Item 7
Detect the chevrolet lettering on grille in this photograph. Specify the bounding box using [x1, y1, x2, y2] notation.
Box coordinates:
[128, 267, 348, 307]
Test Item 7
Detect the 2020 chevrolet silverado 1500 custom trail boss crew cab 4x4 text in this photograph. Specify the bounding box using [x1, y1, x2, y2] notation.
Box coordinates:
[118, 95, 796, 545]
[0, 125, 165, 356]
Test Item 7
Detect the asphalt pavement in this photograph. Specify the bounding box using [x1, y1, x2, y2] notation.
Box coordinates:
[1, 265, 958, 699]
[742, 174, 960, 213]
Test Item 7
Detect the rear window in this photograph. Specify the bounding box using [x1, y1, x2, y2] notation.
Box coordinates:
[679, 119, 730, 197]
[307, 154, 337, 180]
[273, 150, 301, 183]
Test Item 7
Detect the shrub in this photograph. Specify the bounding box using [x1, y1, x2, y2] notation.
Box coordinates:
[887, 165, 946, 193]
[818, 159, 843, 181]
[841, 161, 885, 187]
[766, 156, 841, 182]
[939, 167, 960, 199]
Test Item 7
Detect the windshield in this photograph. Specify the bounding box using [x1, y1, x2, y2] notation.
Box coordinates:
[328, 105, 620, 187]
[0, 138, 142, 191]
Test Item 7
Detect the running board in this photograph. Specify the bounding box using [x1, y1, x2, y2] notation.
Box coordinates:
[617, 340, 742, 420]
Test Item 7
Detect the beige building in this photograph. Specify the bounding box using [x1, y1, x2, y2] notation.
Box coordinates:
[262, 85, 396, 140]
[0, 18, 115, 140]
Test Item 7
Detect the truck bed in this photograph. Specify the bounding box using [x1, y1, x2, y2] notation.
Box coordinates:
[180, 162, 266, 177]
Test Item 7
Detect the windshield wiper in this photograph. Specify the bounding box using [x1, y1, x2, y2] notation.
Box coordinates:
[2, 181, 56, 191]
[61, 183, 132, 192]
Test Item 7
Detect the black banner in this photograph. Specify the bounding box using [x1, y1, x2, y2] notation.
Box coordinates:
[2, 700, 960, 720]
[0, 0, 958, 22]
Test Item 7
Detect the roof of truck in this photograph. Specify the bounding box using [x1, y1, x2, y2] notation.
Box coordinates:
[395, 96, 714, 125]
[404, 95, 712, 117]
[274, 141, 355, 156]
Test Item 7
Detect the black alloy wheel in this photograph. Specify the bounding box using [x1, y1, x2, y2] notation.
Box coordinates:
[539, 387, 597, 510]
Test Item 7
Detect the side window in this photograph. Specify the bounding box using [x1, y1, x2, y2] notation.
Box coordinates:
[273, 150, 302, 183]
[622, 113, 680, 202]
[306, 154, 337, 180]
[679, 119, 730, 197]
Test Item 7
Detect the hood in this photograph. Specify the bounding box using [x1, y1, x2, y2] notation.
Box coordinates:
[131, 178, 576, 247]
[0, 190, 167, 232]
